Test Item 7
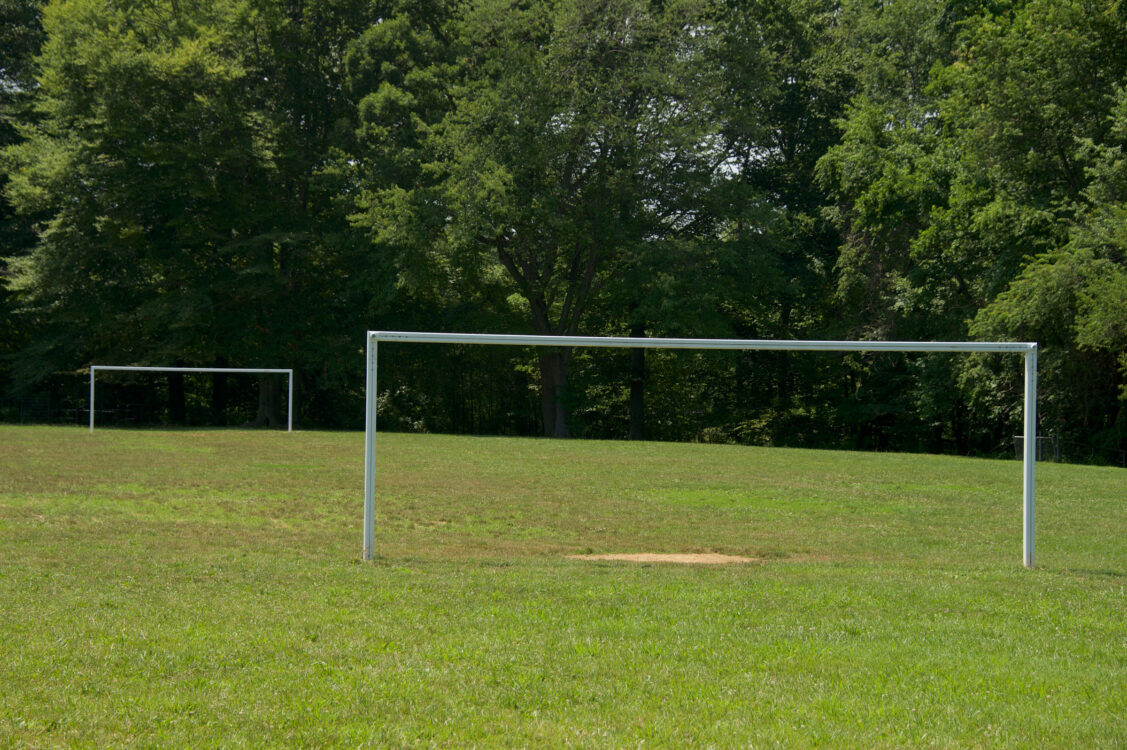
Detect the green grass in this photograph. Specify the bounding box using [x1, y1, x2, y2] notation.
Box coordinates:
[1, 425, 1125, 747]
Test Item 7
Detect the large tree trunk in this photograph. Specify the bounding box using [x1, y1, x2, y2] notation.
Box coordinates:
[253, 375, 283, 428]
[629, 323, 645, 440]
[538, 349, 572, 438]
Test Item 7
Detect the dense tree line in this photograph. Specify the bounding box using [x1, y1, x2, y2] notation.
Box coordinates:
[1, 0, 1124, 462]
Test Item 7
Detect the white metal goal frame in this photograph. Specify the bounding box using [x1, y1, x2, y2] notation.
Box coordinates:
[363, 332, 1039, 567]
[89, 365, 294, 432]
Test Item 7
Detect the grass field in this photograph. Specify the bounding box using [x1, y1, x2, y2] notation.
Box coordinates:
[1, 425, 1125, 747]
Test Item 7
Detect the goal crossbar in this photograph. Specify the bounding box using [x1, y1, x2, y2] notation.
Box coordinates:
[363, 331, 1038, 567]
[90, 365, 294, 432]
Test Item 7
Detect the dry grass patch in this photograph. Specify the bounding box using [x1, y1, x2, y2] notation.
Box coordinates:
[568, 552, 760, 564]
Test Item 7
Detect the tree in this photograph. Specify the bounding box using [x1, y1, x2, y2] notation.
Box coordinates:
[706, 0, 849, 444]
[356, 0, 718, 437]
[820, 0, 1127, 455]
[5, 0, 260, 392]
[969, 86, 1127, 456]
[3, 0, 378, 425]
[0, 0, 46, 402]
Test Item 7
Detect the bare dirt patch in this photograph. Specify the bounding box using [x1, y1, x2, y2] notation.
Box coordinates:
[568, 552, 759, 565]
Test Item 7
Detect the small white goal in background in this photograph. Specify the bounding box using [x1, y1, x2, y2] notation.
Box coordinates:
[89, 365, 294, 432]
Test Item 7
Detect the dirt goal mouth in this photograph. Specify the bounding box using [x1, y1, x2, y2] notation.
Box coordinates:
[567, 553, 759, 565]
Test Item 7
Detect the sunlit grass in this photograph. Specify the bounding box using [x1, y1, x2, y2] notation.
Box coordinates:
[1, 425, 1125, 747]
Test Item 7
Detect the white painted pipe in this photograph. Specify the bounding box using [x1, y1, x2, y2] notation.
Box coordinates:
[370, 331, 1035, 354]
[362, 337, 378, 561]
[1023, 347, 1038, 568]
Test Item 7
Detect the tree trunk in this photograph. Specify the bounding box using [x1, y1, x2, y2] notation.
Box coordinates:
[168, 367, 186, 425]
[773, 304, 792, 443]
[953, 397, 970, 455]
[629, 323, 645, 440]
[538, 349, 572, 438]
[211, 356, 228, 426]
[253, 375, 283, 427]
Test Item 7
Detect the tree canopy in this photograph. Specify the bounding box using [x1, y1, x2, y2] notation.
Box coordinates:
[2, 0, 1124, 462]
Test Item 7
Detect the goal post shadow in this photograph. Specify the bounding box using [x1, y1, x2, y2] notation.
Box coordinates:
[362, 332, 1038, 568]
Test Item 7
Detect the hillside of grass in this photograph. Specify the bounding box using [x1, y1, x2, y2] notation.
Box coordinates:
[1, 425, 1124, 747]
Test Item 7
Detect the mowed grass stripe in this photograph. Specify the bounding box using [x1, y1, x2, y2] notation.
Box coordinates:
[0, 425, 1124, 747]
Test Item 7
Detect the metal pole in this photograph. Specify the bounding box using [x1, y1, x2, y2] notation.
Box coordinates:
[370, 331, 1034, 354]
[287, 370, 294, 433]
[89, 367, 95, 432]
[1023, 347, 1038, 568]
[90, 365, 292, 374]
[362, 335, 378, 560]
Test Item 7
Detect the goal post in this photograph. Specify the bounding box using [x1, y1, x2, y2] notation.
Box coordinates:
[89, 365, 294, 432]
[363, 331, 1038, 568]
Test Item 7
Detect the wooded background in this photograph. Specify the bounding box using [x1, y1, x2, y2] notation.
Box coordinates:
[1, 0, 1125, 463]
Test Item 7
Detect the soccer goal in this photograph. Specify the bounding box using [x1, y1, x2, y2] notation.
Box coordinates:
[362, 332, 1039, 567]
[89, 365, 294, 432]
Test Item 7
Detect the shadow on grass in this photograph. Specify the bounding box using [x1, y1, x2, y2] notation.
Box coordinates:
[1061, 567, 1126, 579]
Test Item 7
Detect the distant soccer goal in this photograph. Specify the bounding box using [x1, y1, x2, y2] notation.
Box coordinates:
[89, 365, 294, 432]
[362, 332, 1039, 568]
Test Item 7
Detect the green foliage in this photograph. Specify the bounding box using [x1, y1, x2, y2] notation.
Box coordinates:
[0, 0, 46, 398]
[714, 0, 846, 331]
[967, 249, 1119, 449]
[2, 0, 1126, 458]
[354, 0, 720, 436]
[1072, 87, 1127, 377]
[2, 0, 382, 424]
[819, 0, 1127, 457]
[968, 67, 1127, 450]
[7, 0, 251, 375]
